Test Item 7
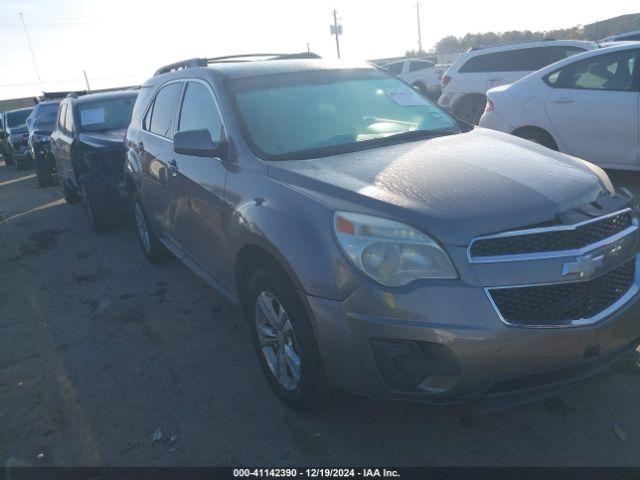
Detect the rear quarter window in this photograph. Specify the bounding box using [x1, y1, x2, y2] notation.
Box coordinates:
[459, 46, 587, 73]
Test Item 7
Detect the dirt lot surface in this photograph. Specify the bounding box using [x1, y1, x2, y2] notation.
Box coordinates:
[1, 161, 640, 467]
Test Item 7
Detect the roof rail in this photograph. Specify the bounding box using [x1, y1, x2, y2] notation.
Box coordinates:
[206, 52, 321, 63]
[153, 58, 208, 76]
[469, 38, 558, 51]
[153, 52, 321, 76]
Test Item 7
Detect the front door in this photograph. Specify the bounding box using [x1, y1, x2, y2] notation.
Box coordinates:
[169, 80, 230, 284]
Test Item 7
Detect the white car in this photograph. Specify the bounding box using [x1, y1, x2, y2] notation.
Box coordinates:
[438, 40, 597, 124]
[383, 59, 448, 96]
[479, 42, 640, 171]
[602, 30, 640, 42]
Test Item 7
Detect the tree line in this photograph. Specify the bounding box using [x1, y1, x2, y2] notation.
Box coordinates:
[410, 25, 586, 55]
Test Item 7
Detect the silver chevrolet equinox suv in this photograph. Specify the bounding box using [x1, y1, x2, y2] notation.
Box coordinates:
[124, 53, 640, 412]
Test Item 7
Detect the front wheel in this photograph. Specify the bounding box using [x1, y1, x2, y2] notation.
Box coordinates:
[79, 173, 115, 233]
[3, 151, 15, 166]
[34, 156, 55, 187]
[60, 178, 79, 203]
[246, 265, 329, 411]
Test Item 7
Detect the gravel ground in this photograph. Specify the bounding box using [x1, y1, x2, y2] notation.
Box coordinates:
[1, 160, 640, 467]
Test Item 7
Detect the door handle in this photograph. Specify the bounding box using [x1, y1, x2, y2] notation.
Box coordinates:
[551, 98, 574, 104]
[168, 159, 179, 177]
[488, 78, 502, 82]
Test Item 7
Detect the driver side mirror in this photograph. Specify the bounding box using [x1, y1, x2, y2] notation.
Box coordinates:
[173, 129, 227, 159]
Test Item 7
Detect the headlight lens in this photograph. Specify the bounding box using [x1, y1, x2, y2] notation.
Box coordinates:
[333, 211, 458, 287]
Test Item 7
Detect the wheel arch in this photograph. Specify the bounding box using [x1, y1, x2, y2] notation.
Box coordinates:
[511, 125, 559, 150]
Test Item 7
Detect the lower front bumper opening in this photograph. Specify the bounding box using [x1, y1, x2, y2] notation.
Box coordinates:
[470, 336, 640, 414]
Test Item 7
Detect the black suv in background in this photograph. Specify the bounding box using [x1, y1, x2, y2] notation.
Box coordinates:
[27, 99, 61, 186]
[1, 107, 34, 169]
[51, 90, 138, 232]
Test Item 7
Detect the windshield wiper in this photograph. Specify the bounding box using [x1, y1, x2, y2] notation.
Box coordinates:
[270, 128, 460, 161]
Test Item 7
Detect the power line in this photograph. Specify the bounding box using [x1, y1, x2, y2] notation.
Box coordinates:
[415, 1, 423, 53]
[331, 8, 342, 59]
[18, 13, 42, 86]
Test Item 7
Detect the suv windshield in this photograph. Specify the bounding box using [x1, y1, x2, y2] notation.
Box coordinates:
[34, 103, 60, 129]
[78, 95, 137, 132]
[228, 69, 459, 160]
[6, 109, 32, 128]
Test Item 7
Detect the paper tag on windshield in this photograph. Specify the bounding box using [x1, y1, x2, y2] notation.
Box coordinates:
[80, 108, 105, 125]
[384, 88, 429, 106]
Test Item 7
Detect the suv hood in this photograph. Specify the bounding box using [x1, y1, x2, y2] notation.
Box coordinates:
[78, 128, 126, 149]
[268, 128, 614, 246]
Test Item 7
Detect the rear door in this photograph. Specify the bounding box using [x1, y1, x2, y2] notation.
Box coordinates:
[52, 102, 75, 185]
[544, 48, 639, 168]
[138, 81, 184, 239]
[169, 80, 230, 282]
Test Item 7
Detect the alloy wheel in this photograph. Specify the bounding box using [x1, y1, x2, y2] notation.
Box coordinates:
[254, 291, 301, 391]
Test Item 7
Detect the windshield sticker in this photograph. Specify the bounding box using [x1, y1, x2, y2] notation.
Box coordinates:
[80, 108, 105, 126]
[384, 88, 429, 107]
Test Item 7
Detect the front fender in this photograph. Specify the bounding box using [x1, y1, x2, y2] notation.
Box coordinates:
[226, 191, 360, 301]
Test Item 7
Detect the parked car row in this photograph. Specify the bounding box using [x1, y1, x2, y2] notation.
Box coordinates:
[437, 39, 598, 124]
[3, 50, 639, 412]
[0, 106, 34, 169]
[479, 41, 640, 171]
[382, 58, 450, 99]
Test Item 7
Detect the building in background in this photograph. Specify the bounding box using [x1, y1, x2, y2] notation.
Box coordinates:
[584, 13, 640, 40]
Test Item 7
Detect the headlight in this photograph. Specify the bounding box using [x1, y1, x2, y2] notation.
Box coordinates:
[333, 211, 458, 287]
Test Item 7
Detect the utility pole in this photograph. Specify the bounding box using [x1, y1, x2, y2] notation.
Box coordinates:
[19, 12, 42, 86]
[415, 1, 423, 53]
[83, 70, 91, 92]
[332, 9, 341, 59]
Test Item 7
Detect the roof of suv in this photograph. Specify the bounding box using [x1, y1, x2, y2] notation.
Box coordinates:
[70, 89, 139, 105]
[465, 39, 597, 55]
[5, 106, 34, 115]
[149, 59, 374, 83]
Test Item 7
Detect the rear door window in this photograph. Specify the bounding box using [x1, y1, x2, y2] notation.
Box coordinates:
[408, 61, 433, 72]
[147, 82, 183, 138]
[545, 49, 639, 91]
[385, 63, 404, 75]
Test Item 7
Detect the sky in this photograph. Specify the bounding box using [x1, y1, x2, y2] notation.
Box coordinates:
[0, 0, 635, 100]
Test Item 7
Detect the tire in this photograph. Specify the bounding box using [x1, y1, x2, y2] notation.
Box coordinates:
[16, 155, 31, 171]
[246, 264, 329, 411]
[4, 151, 15, 166]
[453, 95, 486, 125]
[79, 173, 115, 233]
[513, 128, 558, 151]
[60, 178, 79, 203]
[34, 156, 55, 187]
[133, 197, 168, 263]
[411, 82, 429, 97]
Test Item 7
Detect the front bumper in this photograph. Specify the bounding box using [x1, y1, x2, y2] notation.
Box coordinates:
[306, 254, 640, 411]
[31, 142, 55, 169]
[478, 110, 514, 133]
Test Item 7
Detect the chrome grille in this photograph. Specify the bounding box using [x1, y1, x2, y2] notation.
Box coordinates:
[470, 210, 634, 259]
[488, 260, 636, 327]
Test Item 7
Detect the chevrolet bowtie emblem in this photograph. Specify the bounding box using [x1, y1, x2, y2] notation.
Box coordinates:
[562, 254, 604, 278]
